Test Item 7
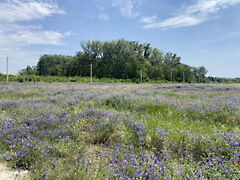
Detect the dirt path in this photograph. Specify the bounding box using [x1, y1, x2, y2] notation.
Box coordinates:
[0, 163, 28, 180]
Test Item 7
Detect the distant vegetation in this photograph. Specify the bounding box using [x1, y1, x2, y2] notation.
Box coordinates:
[18, 39, 209, 83]
[1, 73, 239, 84]
[1, 39, 239, 83]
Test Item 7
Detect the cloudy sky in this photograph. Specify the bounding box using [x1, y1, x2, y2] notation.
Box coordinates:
[0, 0, 240, 78]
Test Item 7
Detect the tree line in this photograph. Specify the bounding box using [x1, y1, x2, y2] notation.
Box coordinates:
[21, 39, 209, 83]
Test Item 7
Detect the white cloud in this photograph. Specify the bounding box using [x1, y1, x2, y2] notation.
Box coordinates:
[0, 0, 65, 23]
[0, 0, 69, 73]
[112, 0, 141, 18]
[0, 24, 70, 58]
[97, 6, 105, 11]
[0, 0, 69, 46]
[97, 13, 110, 21]
[0, 0, 68, 46]
[10, 29, 66, 45]
[144, 15, 202, 29]
[142, 0, 240, 29]
[141, 15, 157, 24]
[0, 24, 70, 73]
[64, 31, 72, 37]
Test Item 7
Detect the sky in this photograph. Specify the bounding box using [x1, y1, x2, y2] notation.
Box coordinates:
[0, 0, 240, 78]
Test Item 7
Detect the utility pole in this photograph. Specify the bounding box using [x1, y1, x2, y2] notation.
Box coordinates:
[183, 72, 184, 82]
[171, 72, 173, 83]
[90, 63, 92, 84]
[140, 68, 142, 84]
[6, 56, 8, 83]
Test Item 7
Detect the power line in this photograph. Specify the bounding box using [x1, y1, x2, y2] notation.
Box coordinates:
[0, 58, 33, 65]
[6, 56, 8, 83]
[0, 56, 98, 67]
[90, 63, 92, 84]
[140, 68, 142, 83]
[8, 58, 35, 65]
[36, 64, 93, 68]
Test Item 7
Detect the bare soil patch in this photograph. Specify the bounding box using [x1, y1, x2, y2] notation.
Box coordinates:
[0, 162, 28, 180]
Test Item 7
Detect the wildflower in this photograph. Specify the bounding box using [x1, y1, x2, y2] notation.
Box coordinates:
[233, 162, 238, 165]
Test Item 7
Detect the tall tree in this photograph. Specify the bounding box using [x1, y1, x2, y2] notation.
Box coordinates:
[198, 66, 208, 82]
[33, 39, 207, 83]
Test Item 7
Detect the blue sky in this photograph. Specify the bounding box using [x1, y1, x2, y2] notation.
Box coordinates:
[0, 0, 240, 78]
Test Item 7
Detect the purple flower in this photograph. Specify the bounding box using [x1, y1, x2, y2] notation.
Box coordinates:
[6, 156, 11, 161]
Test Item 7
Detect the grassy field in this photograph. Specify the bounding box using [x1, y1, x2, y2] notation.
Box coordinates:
[0, 82, 239, 179]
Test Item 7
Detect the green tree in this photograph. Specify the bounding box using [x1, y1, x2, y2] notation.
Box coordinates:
[33, 39, 208, 83]
[19, 65, 38, 76]
[198, 66, 208, 83]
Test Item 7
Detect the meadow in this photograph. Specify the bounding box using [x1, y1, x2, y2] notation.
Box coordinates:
[0, 82, 239, 179]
